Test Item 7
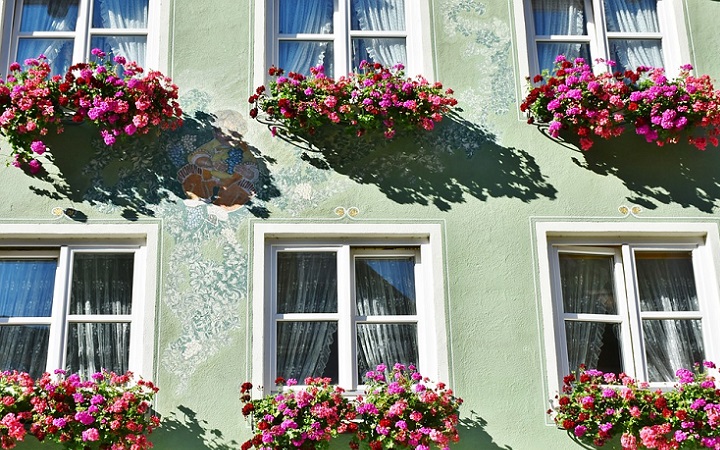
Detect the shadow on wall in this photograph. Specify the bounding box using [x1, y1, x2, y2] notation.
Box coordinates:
[27, 110, 279, 219]
[152, 405, 239, 450]
[456, 411, 514, 450]
[267, 112, 557, 211]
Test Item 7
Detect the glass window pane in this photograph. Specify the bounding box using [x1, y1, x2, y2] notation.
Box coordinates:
[66, 322, 130, 375]
[277, 321, 338, 383]
[277, 252, 337, 313]
[92, 0, 148, 29]
[636, 252, 698, 312]
[357, 323, 418, 380]
[17, 38, 74, 74]
[279, 41, 333, 76]
[603, 0, 659, 33]
[532, 0, 587, 35]
[0, 260, 55, 317]
[90, 35, 146, 66]
[20, 0, 78, 32]
[536, 42, 590, 72]
[0, 325, 49, 378]
[643, 319, 704, 382]
[352, 38, 406, 69]
[279, 0, 333, 34]
[559, 253, 618, 315]
[608, 39, 663, 72]
[355, 256, 416, 315]
[70, 253, 134, 315]
[565, 321, 623, 374]
[351, 0, 405, 31]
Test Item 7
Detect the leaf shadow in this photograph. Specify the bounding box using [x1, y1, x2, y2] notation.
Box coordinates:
[152, 405, 240, 450]
[455, 410, 514, 450]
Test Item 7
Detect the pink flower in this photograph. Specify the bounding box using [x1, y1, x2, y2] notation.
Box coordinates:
[30, 140, 46, 155]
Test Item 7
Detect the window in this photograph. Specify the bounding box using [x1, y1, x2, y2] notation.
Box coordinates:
[516, 0, 690, 75]
[255, 0, 431, 80]
[1, 0, 159, 74]
[536, 222, 720, 392]
[0, 224, 158, 379]
[252, 223, 448, 393]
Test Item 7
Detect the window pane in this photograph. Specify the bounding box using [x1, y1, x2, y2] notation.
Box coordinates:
[92, 0, 148, 29]
[277, 252, 337, 313]
[279, 0, 333, 34]
[66, 322, 130, 375]
[17, 38, 74, 73]
[355, 256, 416, 315]
[532, 0, 587, 35]
[0, 260, 55, 317]
[603, 0, 659, 33]
[352, 38, 407, 69]
[643, 319, 704, 382]
[20, 0, 78, 32]
[90, 35, 147, 66]
[0, 325, 49, 378]
[636, 252, 698, 312]
[559, 253, 617, 315]
[608, 39, 663, 72]
[536, 42, 590, 72]
[279, 41, 333, 76]
[565, 321, 623, 374]
[277, 321, 338, 383]
[351, 0, 405, 31]
[357, 323, 418, 380]
[70, 253, 134, 315]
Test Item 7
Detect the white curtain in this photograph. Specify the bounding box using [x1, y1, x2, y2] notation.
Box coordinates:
[16, 0, 77, 73]
[355, 258, 417, 379]
[278, 0, 333, 75]
[94, 0, 148, 65]
[636, 255, 705, 382]
[604, 0, 663, 70]
[532, 0, 587, 71]
[276, 253, 338, 381]
[351, 0, 406, 68]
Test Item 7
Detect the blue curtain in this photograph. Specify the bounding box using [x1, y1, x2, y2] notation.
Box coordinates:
[278, 0, 333, 75]
[603, 0, 663, 71]
[17, 0, 77, 73]
[92, 0, 148, 66]
[532, 0, 588, 72]
[351, 0, 406, 69]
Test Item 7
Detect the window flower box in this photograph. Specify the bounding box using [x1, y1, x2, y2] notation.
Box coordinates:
[248, 62, 457, 142]
[0, 49, 183, 174]
[520, 55, 720, 151]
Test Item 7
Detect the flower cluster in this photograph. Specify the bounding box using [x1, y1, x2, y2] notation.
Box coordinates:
[240, 364, 463, 450]
[353, 363, 463, 450]
[0, 369, 159, 449]
[551, 362, 720, 449]
[0, 49, 183, 173]
[248, 61, 457, 140]
[521, 55, 720, 151]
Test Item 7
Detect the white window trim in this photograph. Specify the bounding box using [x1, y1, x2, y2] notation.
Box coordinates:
[535, 221, 720, 398]
[0, 0, 164, 71]
[252, 0, 433, 87]
[512, 0, 691, 94]
[251, 222, 448, 395]
[0, 223, 159, 378]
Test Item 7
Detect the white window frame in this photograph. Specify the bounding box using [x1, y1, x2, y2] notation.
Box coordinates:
[251, 222, 448, 395]
[0, 0, 163, 71]
[535, 221, 720, 396]
[253, 0, 433, 85]
[513, 0, 691, 81]
[0, 223, 159, 378]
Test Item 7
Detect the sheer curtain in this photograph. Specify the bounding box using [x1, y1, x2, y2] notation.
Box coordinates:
[532, 0, 588, 72]
[93, 0, 148, 65]
[278, 0, 333, 75]
[66, 254, 134, 375]
[276, 253, 338, 381]
[17, 0, 78, 73]
[603, 0, 663, 71]
[355, 257, 417, 379]
[351, 0, 406, 68]
[636, 255, 705, 382]
[559, 254, 616, 371]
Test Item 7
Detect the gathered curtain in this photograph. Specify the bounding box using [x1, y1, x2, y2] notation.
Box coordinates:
[603, 0, 663, 71]
[351, 0, 406, 69]
[17, 0, 77, 73]
[278, 0, 333, 75]
[93, 0, 148, 66]
[532, 0, 588, 72]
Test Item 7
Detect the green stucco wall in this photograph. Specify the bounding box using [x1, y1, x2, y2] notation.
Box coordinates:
[5, 0, 720, 448]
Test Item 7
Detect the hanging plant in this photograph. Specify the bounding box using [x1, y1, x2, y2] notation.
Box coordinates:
[0, 49, 183, 174]
[248, 61, 457, 141]
[520, 55, 720, 151]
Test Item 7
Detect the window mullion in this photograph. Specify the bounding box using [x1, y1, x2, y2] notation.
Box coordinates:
[46, 246, 71, 373]
[620, 245, 644, 380]
[335, 0, 349, 75]
[587, 0, 607, 72]
[338, 245, 353, 388]
[74, 0, 92, 62]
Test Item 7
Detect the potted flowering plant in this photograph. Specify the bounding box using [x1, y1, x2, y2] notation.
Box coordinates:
[0, 371, 35, 448]
[240, 377, 355, 450]
[521, 55, 720, 151]
[0, 49, 183, 174]
[551, 362, 720, 449]
[248, 61, 457, 141]
[352, 364, 463, 450]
